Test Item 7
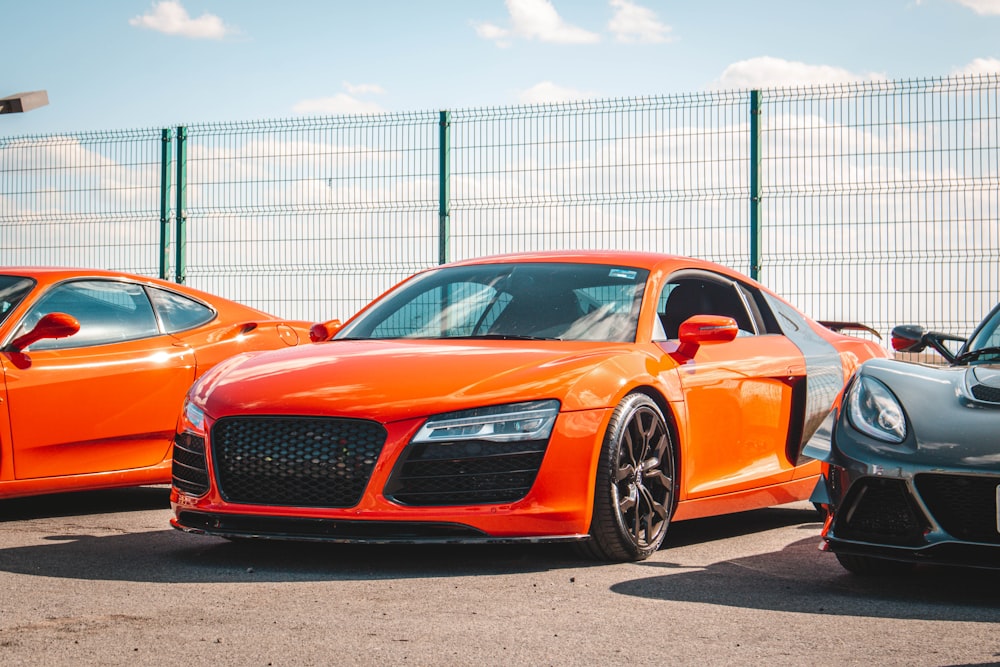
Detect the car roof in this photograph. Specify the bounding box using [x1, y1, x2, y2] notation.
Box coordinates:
[445, 251, 748, 281]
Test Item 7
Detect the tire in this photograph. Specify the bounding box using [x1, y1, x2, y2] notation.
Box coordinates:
[576, 393, 676, 562]
[835, 552, 915, 575]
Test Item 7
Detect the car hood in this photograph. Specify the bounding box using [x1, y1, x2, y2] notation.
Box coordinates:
[861, 359, 1000, 468]
[195, 339, 648, 423]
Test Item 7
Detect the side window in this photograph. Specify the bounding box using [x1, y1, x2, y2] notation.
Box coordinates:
[17, 280, 160, 350]
[657, 274, 758, 339]
[149, 287, 215, 333]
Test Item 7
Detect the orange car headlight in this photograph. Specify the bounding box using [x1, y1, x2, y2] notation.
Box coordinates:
[412, 400, 560, 444]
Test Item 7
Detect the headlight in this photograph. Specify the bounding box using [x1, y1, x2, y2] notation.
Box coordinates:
[412, 400, 560, 444]
[179, 400, 206, 436]
[846, 375, 907, 443]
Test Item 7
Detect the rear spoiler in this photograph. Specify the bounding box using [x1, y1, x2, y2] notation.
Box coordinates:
[819, 321, 882, 339]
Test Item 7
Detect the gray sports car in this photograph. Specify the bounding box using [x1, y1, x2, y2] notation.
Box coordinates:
[806, 302, 1000, 574]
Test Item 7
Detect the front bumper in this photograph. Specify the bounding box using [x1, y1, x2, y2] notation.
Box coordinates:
[818, 410, 1000, 569]
[171, 408, 611, 540]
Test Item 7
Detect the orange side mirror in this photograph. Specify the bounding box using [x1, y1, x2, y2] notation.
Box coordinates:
[9, 312, 81, 352]
[309, 319, 343, 343]
[676, 314, 739, 358]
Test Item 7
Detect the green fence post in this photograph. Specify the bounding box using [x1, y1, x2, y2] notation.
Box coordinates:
[174, 126, 187, 284]
[159, 128, 172, 280]
[438, 110, 451, 265]
[749, 90, 762, 281]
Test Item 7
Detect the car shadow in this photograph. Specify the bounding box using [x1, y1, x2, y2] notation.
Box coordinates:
[616, 529, 1000, 623]
[4, 489, 998, 624]
[0, 494, 818, 585]
[0, 485, 172, 521]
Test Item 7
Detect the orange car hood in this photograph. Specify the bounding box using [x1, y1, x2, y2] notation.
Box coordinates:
[198, 339, 644, 422]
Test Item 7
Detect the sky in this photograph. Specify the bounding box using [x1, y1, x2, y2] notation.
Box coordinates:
[3, 0, 1000, 136]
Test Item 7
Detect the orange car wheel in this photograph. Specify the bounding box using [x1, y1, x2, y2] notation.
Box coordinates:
[578, 392, 676, 562]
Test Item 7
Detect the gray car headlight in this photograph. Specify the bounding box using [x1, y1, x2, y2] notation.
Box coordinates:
[846, 375, 907, 443]
[413, 400, 560, 444]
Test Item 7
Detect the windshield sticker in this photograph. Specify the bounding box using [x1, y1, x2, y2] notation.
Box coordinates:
[609, 269, 638, 280]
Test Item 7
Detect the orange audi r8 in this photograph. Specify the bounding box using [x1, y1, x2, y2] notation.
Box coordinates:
[171, 251, 887, 561]
[0, 268, 312, 499]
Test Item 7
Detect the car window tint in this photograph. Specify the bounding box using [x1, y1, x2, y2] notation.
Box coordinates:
[148, 286, 215, 333]
[19, 280, 160, 350]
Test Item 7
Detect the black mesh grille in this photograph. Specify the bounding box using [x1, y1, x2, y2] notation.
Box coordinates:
[385, 439, 547, 506]
[915, 473, 1000, 544]
[212, 416, 386, 508]
[172, 432, 209, 496]
[970, 383, 1000, 403]
[835, 477, 929, 545]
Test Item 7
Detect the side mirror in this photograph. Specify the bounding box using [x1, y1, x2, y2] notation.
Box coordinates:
[890, 325, 928, 353]
[890, 324, 965, 363]
[676, 314, 739, 358]
[9, 312, 81, 352]
[309, 319, 343, 343]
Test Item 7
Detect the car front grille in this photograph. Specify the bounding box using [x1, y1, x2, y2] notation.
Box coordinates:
[384, 439, 548, 506]
[212, 416, 386, 508]
[915, 473, 1000, 544]
[834, 477, 929, 545]
[172, 432, 210, 496]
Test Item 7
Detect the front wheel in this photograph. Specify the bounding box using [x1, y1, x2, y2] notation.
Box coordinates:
[577, 393, 676, 562]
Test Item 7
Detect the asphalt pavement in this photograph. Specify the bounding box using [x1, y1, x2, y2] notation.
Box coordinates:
[1, 487, 998, 666]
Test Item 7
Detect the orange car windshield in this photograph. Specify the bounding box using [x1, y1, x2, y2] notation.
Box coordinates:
[0, 276, 36, 328]
[338, 262, 650, 343]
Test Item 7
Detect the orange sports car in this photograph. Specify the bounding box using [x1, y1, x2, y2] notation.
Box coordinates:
[0, 268, 312, 499]
[170, 251, 886, 561]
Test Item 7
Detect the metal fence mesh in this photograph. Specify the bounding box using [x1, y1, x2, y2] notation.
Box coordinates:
[182, 113, 440, 320]
[0, 129, 163, 276]
[761, 77, 1000, 334]
[1, 74, 998, 336]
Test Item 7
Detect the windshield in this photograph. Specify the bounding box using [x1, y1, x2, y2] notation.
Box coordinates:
[0, 275, 36, 328]
[337, 262, 650, 342]
[963, 305, 1000, 363]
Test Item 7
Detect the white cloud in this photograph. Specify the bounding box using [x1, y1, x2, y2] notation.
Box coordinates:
[472, 21, 514, 48]
[518, 81, 595, 104]
[476, 0, 600, 46]
[292, 94, 385, 116]
[952, 57, 1000, 74]
[608, 0, 672, 44]
[343, 82, 386, 96]
[129, 1, 235, 40]
[708, 56, 886, 90]
[949, 0, 1000, 15]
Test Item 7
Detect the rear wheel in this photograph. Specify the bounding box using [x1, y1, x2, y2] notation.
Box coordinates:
[577, 393, 676, 562]
[835, 552, 915, 575]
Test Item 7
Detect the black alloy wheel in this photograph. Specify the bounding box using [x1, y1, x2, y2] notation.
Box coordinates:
[578, 392, 676, 562]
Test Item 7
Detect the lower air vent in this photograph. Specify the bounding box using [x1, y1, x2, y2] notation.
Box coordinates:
[915, 473, 1000, 544]
[172, 432, 209, 496]
[385, 439, 547, 506]
[834, 477, 929, 545]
